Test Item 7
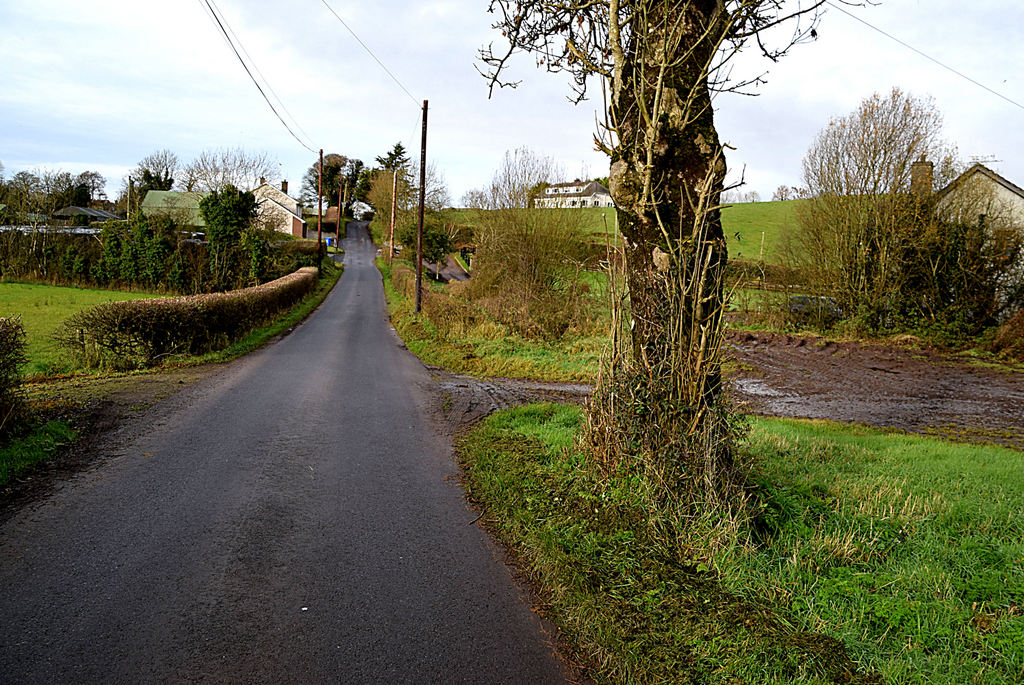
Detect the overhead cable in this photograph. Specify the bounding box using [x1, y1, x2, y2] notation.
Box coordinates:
[198, 0, 318, 153]
[826, 1, 1024, 113]
[318, 0, 421, 108]
[206, 0, 317, 149]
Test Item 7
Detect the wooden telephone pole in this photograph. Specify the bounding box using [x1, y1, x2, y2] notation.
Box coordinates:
[388, 170, 398, 264]
[317, 148, 323, 247]
[414, 100, 428, 314]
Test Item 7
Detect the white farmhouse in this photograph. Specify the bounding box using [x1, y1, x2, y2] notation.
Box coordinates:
[254, 180, 307, 238]
[934, 163, 1024, 225]
[534, 180, 614, 209]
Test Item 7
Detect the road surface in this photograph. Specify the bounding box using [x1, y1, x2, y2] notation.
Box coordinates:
[0, 223, 569, 683]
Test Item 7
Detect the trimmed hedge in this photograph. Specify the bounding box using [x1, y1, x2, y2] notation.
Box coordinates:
[0, 317, 28, 440]
[56, 267, 320, 368]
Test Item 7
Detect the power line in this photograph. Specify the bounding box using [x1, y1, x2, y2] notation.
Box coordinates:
[206, 0, 317, 150]
[825, 1, 1024, 113]
[318, 0, 421, 108]
[198, 0, 318, 153]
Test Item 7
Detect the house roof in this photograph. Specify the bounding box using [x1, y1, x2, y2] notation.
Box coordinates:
[543, 180, 610, 198]
[258, 196, 307, 226]
[141, 190, 209, 227]
[53, 206, 121, 220]
[937, 163, 1024, 202]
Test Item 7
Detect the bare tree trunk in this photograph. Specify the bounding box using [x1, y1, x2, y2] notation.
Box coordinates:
[594, 3, 733, 494]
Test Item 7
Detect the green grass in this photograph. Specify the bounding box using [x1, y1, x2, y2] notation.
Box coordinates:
[461, 406, 1023, 683]
[722, 199, 804, 265]
[0, 420, 77, 487]
[0, 283, 161, 376]
[378, 259, 602, 382]
[446, 202, 802, 265]
[736, 418, 1023, 683]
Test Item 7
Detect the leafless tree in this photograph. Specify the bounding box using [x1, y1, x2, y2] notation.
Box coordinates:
[132, 149, 179, 192]
[180, 147, 278, 192]
[480, 1, 834, 502]
[488, 147, 562, 210]
[798, 89, 961, 314]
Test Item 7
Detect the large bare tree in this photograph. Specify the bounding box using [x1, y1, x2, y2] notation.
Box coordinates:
[181, 147, 278, 193]
[481, 1, 830, 498]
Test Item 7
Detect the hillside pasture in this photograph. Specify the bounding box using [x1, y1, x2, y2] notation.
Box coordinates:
[444, 201, 802, 265]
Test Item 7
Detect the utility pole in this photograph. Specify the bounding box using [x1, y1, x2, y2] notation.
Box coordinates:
[317, 148, 323, 248]
[342, 179, 350, 248]
[388, 170, 398, 264]
[127, 176, 133, 221]
[415, 100, 427, 314]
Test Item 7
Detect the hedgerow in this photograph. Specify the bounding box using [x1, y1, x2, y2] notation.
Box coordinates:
[0, 317, 28, 441]
[55, 267, 319, 369]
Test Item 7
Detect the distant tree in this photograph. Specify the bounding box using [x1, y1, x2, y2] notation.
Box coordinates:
[181, 147, 277, 192]
[76, 171, 107, 203]
[399, 220, 452, 267]
[133, 150, 178, 193]
[772, 186, 792, 201]
[199, 184, 257, 286]
[300, 153, 350, 207]
[376, 143, 410, 172]
[485, 147, 560, 210]
[798, 89, 962, 319]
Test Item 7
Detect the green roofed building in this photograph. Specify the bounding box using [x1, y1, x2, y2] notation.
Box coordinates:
[140, 190, 209, 228]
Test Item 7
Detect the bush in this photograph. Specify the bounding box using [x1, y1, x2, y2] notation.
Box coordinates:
[465, 208, 598, 339]
[0, 317, 28, 441]
[989, 309, 1024, 361]
[56, 267, 320, 369]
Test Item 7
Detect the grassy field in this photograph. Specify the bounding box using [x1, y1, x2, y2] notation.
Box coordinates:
[0, 283, 161, 376]
[461, 405, 1023, 684]
[442, 201, 802, 265]
[722, 199, 803, 265]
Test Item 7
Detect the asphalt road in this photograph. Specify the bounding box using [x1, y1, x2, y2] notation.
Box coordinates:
[0, 223, 569, 683]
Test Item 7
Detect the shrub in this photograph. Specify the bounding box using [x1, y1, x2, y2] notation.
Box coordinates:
[465, 207, 597, 339]
[0, 317, 28, 441]
[56, 267, 319, 369]
[989, 309, 1024, 361]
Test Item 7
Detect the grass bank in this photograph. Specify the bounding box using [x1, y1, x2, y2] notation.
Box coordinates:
[378, 258, 601, 382]
[461, 405, 1022, 684]
[0, 420, 77, 488]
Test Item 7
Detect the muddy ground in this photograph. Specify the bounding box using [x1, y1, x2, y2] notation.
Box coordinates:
[727, 331, 1024, 450]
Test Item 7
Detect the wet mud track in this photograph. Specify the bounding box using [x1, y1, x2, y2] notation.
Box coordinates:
[727, 331, 1024, 450]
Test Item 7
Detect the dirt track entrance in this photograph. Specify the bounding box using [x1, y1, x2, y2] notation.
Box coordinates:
[727, 331, 1024, 450]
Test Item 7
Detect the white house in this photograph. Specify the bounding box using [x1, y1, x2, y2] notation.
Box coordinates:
[254, 181, 307, 238]
[934, 163, 1024, 226]
[534, 180, 614, 209]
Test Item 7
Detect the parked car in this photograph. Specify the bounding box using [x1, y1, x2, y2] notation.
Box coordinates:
[788, 295, 843, 325]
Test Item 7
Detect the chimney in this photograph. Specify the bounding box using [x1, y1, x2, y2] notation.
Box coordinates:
[911, 157, 933, 197]
[259, 176, 266, 186]
[281, 180, 289, 195]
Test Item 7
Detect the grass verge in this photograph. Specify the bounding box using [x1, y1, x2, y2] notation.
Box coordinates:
[0, 421, 77, 488]
[461, 404, 1022, 684]
[378, 258, 601, 382]
[184, 260, 343, 366]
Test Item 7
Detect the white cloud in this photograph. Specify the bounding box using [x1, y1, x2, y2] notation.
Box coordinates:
[1, 0, 1021, 203]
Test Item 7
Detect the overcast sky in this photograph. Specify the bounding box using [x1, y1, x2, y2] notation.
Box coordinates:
[1, 1, 1022, 204]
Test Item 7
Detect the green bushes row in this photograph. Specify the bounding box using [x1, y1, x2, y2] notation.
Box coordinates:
[56, 267, 320, 368]
[0, 218, 325, 294]
[0, 317, 28, 442]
